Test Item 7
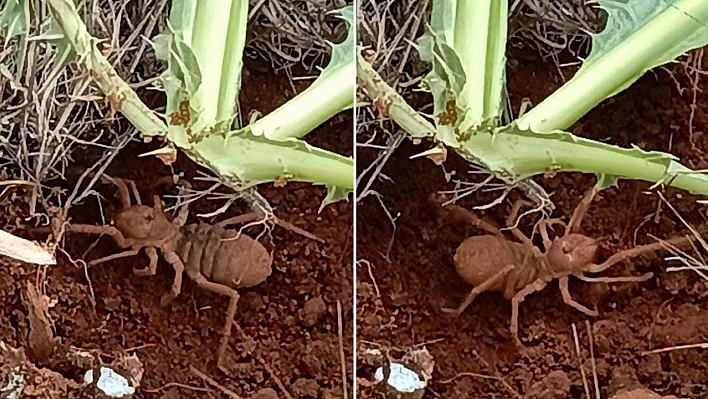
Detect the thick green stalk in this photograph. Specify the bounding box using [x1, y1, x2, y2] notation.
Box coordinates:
[217, 0, 249, 122]
[187, 132, 353, 189]
[453, 0, 506, 128]
[459, 125, 708, 195]
[190, 2, 227, 124]
[250, 62, 354, 140]
[419, 0, 507, 144]
[187, 0, 247, 126]
[357, 56, 708, 196]
[251, 6, 355, 141]
[517, 0, 708, 133]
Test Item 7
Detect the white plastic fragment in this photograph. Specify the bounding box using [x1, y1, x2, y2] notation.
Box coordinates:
[84, 367, 135, 397]
[0, 341, 26, 399]
[374, 362, 426, 393]
[1, 370, 25, 399]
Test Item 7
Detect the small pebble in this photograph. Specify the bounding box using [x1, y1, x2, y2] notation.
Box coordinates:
[250, 387, 279, 399]
[300, 296, 326, 327]
[291, 378, 320, 398]
[242, 292, 266, 312]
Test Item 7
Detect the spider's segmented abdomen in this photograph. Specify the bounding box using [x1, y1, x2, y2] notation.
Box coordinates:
[454, 235, 540, 292]
[178, 222, 273, 288]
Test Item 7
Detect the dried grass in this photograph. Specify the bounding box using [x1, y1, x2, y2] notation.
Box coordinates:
[248, 0, 350, 71]
[356, 0, 430, 208]
[0, 0, 345, 221]
[0, 0, 167, 216]
[510, 0, 605, 60]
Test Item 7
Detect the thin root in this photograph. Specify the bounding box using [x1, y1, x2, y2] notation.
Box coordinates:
[274, 218, 324, 243]
[190, 366, 243, 399]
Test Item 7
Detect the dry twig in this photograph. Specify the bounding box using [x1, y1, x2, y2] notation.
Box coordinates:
[572, 323, 592, 399]
[190, 366, 244, 399]
[337, 300, 349, 399]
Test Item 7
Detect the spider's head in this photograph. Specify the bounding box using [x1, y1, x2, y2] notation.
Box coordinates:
[114, 201, 172, 240]
[547, 234, 598, 272]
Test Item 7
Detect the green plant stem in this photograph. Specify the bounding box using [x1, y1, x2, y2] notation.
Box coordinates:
[452, 0, 507, 127]
[458, 127, 708, 195]
[250, 62, 354, 141]
[188, 0, 248, 124]
[517, 0, 708, 133]
[356, 55, 435, 138]
[45, 0, 167, 136]
[216, 0, 248, 122]
[357, 57, 708, 196]
[187, 133, 353, 189]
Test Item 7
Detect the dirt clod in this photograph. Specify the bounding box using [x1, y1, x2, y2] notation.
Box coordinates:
[525, 370, 571, 399]
[251, 387, 279, 399]
[638, 355, 663, 381]
[300, 296, 327, 327]
[242, 292, 267, 312]
[610, 363, 643, 394]
[290, 378, 320, 398]
[610, 387, 684, 399]
[22, 282, 55, 364]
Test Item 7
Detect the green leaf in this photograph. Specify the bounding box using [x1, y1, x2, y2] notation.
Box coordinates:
[165, 0, 197, 32]
[320, 186, 351, 213]
[581, 0, 708, 96]
[153, 21, 203, 146]
[322, 5, 354, 81]
[595, 174, 619, 190]
[157, 30, 202, 97]
[44, 19, 76, 71]
[1, 0, 28, 41]
[418, 29, 464, 147]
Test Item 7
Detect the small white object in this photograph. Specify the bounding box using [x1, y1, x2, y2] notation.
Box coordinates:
[1, 370, 25, 399]
[84, 367, 135, 397]
[374, 362, 425, 393]
[0, 230, 55, 265]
